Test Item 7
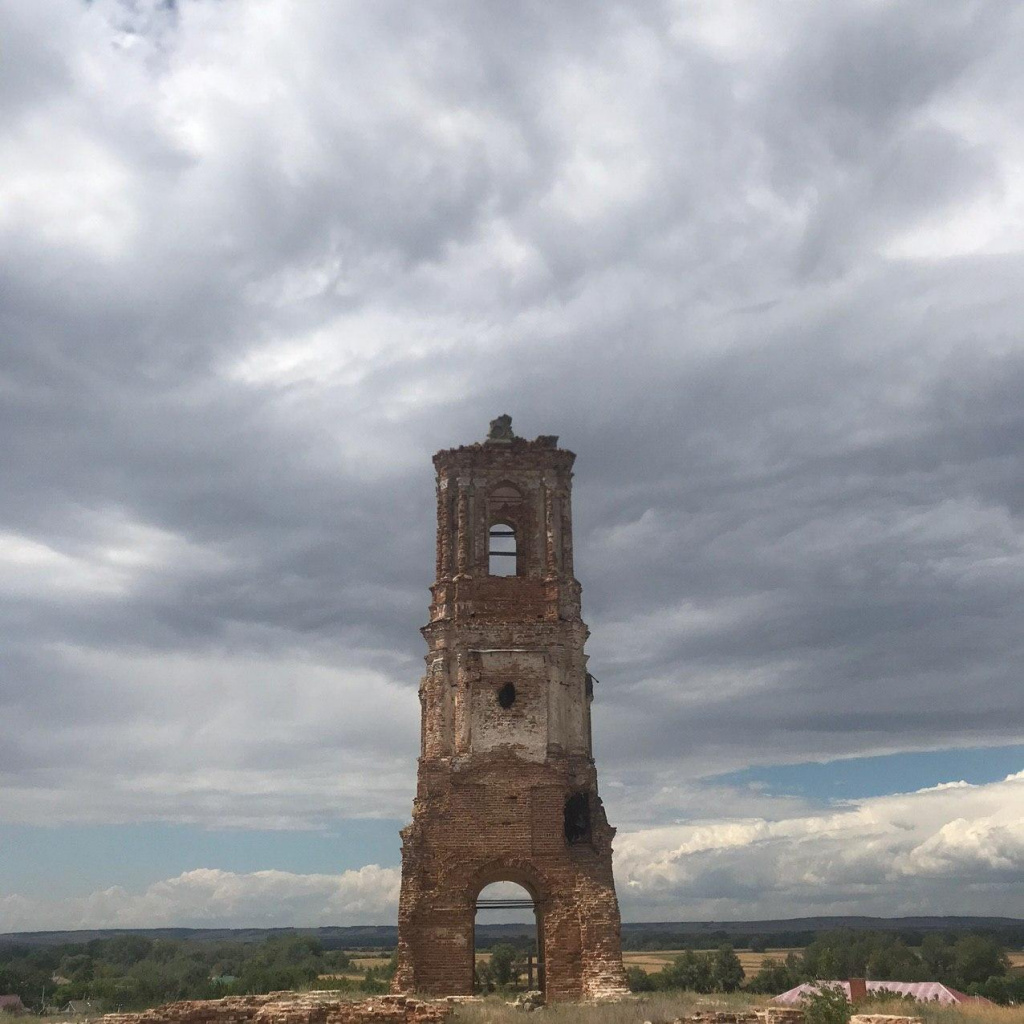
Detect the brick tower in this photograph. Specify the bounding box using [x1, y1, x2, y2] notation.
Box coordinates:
[392, 416, 628, 1002]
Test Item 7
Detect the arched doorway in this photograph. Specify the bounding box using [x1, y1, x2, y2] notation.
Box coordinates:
[473, 880, 544, 995]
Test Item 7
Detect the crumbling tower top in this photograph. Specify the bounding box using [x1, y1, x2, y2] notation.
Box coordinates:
[432, 415, 574, 481]
[428, 415, 580, 625]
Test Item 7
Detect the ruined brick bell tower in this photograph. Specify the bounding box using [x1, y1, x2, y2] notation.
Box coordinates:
[393, 416, 628, 1002]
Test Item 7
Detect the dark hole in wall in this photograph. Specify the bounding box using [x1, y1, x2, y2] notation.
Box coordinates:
[563, 792, 592, 845]
[497, 682, 516, 709]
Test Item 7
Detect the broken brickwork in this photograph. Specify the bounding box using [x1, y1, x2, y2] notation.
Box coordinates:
[392, 417, 629, 1002]
[102, 994, 449, 1024]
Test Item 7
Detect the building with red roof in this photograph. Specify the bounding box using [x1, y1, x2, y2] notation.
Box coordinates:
[773, 980, 995, 1006]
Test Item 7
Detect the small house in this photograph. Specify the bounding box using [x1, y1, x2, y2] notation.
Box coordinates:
[774, 980, 995, 1006]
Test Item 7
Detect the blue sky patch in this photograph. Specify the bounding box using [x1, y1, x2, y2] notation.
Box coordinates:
[0, 820, 404, 902]
[709, 744, 1024, 803]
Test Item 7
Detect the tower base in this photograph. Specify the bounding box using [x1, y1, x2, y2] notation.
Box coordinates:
[392, 755, 629, 1002]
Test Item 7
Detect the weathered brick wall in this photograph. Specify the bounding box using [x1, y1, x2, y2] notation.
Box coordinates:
[394, 423, 628, 1002]
[102, 994, 449, 1024]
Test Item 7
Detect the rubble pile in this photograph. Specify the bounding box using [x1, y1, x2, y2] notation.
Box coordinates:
[850, 1016, 923, 1024]
[668, 1010, 808, 1024]
[757, 1011, 804, 1024]
[674, 1013, 759, 1023]
[662, 1010, 921, 1024]
[102, 993, 450, 1024]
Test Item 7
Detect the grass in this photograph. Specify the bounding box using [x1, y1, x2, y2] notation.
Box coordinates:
[453, 992, 1024, 1024]
[853, 998, 1024, 1023]
[33, 988, 1023, 1024]
[454, 991, 763, 1024]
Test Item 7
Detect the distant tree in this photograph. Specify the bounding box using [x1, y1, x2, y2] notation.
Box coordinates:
[659, 950, 716, 992]
[97, 936, 155, 967]
[865, 938, 924, 981]
[358, 968, 388, 995]
[801, 984, 852, 1024]
[625, 966, 656, 992]
[712, 945, 744, 992]
[474, 960, 493, 994]
[488, 944, 518, 987]
[747, 956, 798, 995]
[749, 936, 768, 954]
[322, 950, 352, 971]
[970, 973, 1024, 1005]
[919, 934, 955, 979]
[59, 954, 94, 982]
[951, 935, 1008, 987]
[816, 947, 842, 980]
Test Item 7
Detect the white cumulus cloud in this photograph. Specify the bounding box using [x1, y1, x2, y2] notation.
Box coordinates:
[615, 771, 1024, 919]
[0, 866, 401, 932]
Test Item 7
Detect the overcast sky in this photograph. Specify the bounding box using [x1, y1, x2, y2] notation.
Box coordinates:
[2, 0, 1024, 931]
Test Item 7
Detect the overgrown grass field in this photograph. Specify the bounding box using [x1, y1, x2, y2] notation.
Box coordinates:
[454, 992, 762, 1024]
[453, 994, 1024, 1024]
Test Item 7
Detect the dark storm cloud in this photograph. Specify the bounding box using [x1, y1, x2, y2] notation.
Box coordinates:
[1, 0, 1023, 899]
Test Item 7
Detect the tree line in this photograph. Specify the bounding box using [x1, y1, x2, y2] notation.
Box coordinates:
[626, 930, 1023, 1005]
[2, 928, 1020, 1010]
[0, 934, 396, 1012]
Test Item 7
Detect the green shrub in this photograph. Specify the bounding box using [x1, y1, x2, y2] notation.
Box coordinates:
[801, 984, 852, 1024]
[625, 966, 656, 992]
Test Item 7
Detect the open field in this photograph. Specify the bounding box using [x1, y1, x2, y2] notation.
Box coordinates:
[351, 955, 394, 969]
[317, 952, 394, 980]
[622, 949, 800, 978]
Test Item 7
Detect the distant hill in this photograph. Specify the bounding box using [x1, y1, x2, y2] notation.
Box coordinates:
[2, 916, 1022, 949]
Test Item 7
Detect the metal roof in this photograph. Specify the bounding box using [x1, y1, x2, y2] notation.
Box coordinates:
[773, 980, 994, 1006]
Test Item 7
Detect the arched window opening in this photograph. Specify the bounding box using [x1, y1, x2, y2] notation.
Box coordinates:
[564, 792, 592, 845]
[497, 682, 517, 709]
[474, 881, 543, 995]
[489, 522, 517, 576]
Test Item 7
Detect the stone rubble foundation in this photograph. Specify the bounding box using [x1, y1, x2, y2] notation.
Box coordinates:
[101, 993, 450, 1024]
[659, 1013, 920, 1024]
[850, 1017, 923, 1024]
[96, 991, 924, 1024]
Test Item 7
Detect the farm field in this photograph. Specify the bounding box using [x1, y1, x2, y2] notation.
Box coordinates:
[622, 948, 800, 978]
[350, 955, 393, 970]
[317, 952, 393, 981]
[335, 946, 804, 980]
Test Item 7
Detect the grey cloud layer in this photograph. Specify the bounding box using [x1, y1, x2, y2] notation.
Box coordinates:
[2, 0, 1023, 891]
